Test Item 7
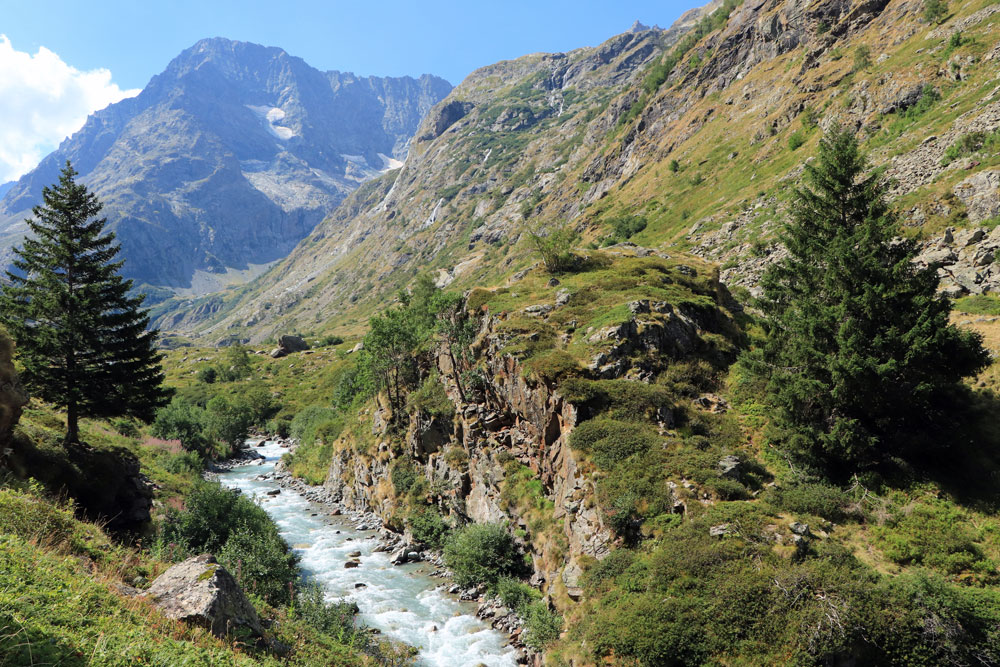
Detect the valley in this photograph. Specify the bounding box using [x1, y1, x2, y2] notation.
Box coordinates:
[3, 0, 1000, 665]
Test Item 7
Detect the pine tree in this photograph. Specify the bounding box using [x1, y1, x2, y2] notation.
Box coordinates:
[745, 128, 988, 475]
[0, 162, 169, 443]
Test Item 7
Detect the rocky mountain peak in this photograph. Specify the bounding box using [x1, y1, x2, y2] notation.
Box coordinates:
[0, 38, 451, 292]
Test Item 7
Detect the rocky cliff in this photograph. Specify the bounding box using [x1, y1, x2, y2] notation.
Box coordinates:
[319, 248, 743, 606]
[0, 38, 451, 293]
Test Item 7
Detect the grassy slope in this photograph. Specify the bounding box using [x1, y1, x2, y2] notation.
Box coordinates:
[0, 481, 364, 666]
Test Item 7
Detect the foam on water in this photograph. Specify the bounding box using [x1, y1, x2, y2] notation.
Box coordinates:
[218, 440, 519, 667]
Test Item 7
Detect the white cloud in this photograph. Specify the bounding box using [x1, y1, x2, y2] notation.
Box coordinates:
[0, 35, 140, 182]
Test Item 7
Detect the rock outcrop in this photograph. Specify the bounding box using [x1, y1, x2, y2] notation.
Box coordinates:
[0, 329, 27, 454]
[145, 554, 263, 639]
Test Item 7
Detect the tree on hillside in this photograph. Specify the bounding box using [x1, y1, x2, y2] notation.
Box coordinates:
[744, 127, 987, 475]
[0, 162, 169, 443]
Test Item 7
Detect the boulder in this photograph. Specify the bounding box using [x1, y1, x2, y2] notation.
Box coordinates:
[0, 331, 27, 452]
[144, 554, 262, 638]
[278, 335, 310, 353]
[953, 170, 1000, 224]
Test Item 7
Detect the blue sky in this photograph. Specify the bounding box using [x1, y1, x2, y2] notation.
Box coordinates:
[0, 0, 699, 181]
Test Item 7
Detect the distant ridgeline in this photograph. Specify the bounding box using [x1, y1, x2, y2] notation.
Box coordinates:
[0, 38, 451, 297]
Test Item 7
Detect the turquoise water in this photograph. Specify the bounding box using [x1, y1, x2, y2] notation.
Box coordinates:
[218, 440, 519, 667]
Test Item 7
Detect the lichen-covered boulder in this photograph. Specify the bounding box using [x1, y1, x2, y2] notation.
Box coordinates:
[144, 554, 262, 638]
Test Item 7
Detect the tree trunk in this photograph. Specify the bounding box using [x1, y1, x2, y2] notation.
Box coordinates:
[65, 401, 79, 444]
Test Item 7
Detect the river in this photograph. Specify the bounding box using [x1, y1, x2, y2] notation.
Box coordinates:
[217, 439, 520, 667]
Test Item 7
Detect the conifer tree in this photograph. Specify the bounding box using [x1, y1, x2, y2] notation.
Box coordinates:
[0, 162, 169, 443]
[745, 128, 987, 474]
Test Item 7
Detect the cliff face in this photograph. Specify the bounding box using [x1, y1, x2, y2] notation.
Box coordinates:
[0, 38, 451, 292]
[321, 248, 742, 599]
[0, 329, 27, 453]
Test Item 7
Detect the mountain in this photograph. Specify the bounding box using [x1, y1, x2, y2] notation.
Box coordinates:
[159, 0, 1000, 342]
[150, 19, 713, 335]
[0, 38, 451, 293]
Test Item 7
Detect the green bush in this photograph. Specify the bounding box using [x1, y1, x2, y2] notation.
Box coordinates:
[788, 131, 806, 151]
[291, 405, 340, 444]
[219, 526, 299, 605]
[569, 419, 659, 469]
[407, 506, 451, 549]
[151, 397, 211, 455]
[525, 349, 581, 383]
[406, 373, 454, 419]
[527, 225, 579, 273]
[874, 498, 994, 577]
[521, 601, 562, 650]
[158, 482, 299, 606]
[443, 446, 469, 469]
[443, 523, 526, 587]
[196, 367, 217, 384]
[391, 459, 420, 496]
[492, 576, 540, 610]
[294, 583, 363, 642]
[767, 481, 854, 522]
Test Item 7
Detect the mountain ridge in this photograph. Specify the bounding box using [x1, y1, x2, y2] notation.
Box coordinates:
[0, 37, 451, 293]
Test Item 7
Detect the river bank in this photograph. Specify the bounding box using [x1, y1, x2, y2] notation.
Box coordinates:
[215, 439, 523, 666]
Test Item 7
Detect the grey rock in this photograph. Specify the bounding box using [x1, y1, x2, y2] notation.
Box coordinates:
[144, 554, 262, 638]
[278, 335, 309, 353]
[718, 455, 742, 479]
[790, 522, 810, 536]
[710, 523, 732, 537]
[954, 170, 1000, 224]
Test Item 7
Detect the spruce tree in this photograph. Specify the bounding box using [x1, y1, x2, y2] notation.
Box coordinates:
[0, 162, 169, 443]
[746, 128, 987, 474]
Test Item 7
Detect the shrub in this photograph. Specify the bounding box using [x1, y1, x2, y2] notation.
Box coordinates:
[767, 482, 854, 522]
[492, 577, 540, 610]
[162, 450, 203, 474]
[219, 526, 299, 605]
[391, 459, 419, 496]
[406, 374, 454, 420]
[294, 583, 363, 642]
[407, 506, 451, 549]
[940, 131, 997, 166]
[196, 367, 217, 384]
[525, 350, 581, 383]
[443, 523, 525, 587]
[562, 378, 676, 421]
[668, 159, 680, 173]
[853, 45, 872, 72]
[443, 446, 469, 469]
[788, 131, 806, 151]
[205, 395, 254, 451]
[111, 418, 140, 438]
[158, 482, 299, 605]
[924, 0, 948, 24]
[521, 602, 562, 650]
[569, 419, 659, 469]
[152, 397, 211, 455]
[291, 405, 342, 446]
[874, 499, 994, 576]
[602, 215, 648, 245]
[526, 225, 579, 273]
[582, 549, 637, 593]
